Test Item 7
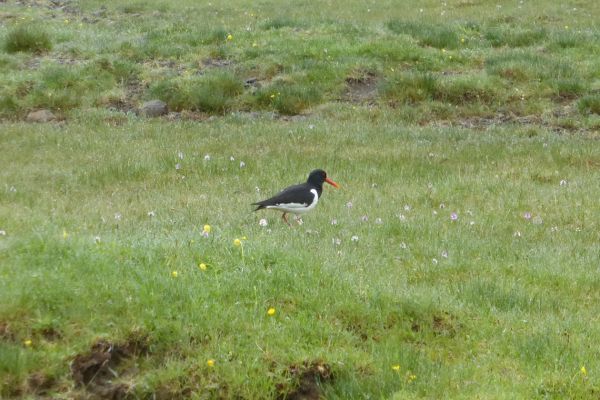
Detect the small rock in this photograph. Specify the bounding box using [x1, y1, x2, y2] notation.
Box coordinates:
[26, 109, 56, 123]
[139, 100, 168, 117]
[91, 9, 106, 17]
[244, 77, 260, 88]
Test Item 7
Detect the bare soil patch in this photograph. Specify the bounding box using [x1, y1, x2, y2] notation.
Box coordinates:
[277, 361, 333, 400]
[27, 372, 56, 396]
[432, 313, 460, 337]
[70, 336, 149, 399]
[343, 71, 378, 103]
[0, 322, 15, 342]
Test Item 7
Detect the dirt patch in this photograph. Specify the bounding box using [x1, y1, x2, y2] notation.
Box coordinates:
[343, 71, 378, 103]
[447, 105, 589, 134]
[453, 113, 538, 130]
[70, 336, 149, 399]
[0, 322, 15, 342]
[277, 361, 333, 400]
[0, 12, 18, 21]
[346, 322, 369, 341]
[27, 372, 56, 396]
[103, 80, 146, 115]
[411, 321, 421, 333]
[432, 313, 459, 337]
[585, 159, 600, 169]
[202, 58, 232, 69]
[36, 326, 62, 341]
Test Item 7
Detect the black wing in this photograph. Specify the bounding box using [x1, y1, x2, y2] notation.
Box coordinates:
[252, 183, 314, 210]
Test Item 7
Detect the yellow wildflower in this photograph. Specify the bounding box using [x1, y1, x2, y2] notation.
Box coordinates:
[252, 42, 258, 47]
[581, 366, 587, 376]
[199, 263, 207, 271]
[408, 373, 417, 382]
[227, 34, 233, 41]
[203, 224, 211, 233]
[392, 364, 400, 371]
[63, 229, 68, 239]
[234, 238, 242, 247]
[207, 359, 215, 367]
[24, 339, 32, 347]
[267, 307, 276, 316]
[171, 271, 178, 278]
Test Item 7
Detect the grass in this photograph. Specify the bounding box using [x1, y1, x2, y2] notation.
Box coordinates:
[1, 0, 600, 398]
[149, 72, 244, 113]
[386, 20, 460, 49]
[3, 24, 52, 54]
[0, 0, 598, 126]
[2, 115, 600, 399]
[579, 94, 600, 115]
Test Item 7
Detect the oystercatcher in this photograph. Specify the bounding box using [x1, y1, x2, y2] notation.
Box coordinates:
[253, 169, 339, 226]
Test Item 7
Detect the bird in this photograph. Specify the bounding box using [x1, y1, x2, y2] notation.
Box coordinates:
[252, 169, 339, 226]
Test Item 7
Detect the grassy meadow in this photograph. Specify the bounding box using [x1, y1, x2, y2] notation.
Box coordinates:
[1, 0, 600, 398]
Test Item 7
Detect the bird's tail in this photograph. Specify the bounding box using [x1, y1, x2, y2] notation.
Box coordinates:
[251, 202, 265, 212]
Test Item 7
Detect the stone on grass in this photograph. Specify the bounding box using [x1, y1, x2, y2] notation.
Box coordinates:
[139, 100, 168, 117]
[26, 109, 56, 123]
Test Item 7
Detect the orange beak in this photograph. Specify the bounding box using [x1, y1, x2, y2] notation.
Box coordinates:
[325, 177, 340, 188]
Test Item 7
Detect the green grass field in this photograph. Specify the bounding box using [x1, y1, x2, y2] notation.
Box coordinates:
[1, 0, 600, 398]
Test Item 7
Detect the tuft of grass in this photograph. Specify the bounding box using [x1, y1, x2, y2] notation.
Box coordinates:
[3, 24, 52, 54]
[355, 38, 424, 63]
[119, 27, 229, 61]
[94, 58, 140, 83]
[119, 2, 149, 14]
[260, 17, 303, 30]
[578, 94, 600, 115]
[378, 71, 437, 103]
[380, 71, 500, 106]
[552, 79, 585, 100]
[148, 72, 243, 113]
[387, 20, 460, 49]
[484, 26, 547, 47]
[549, 31, 586, 49]
[189, 72, 244, 113]
[485, 52, 584, 102]
[434, 75, 502, 105]
[254, 80, 322, 115]
[0, 95, 19, 118]
[485, 52, 547, 82]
